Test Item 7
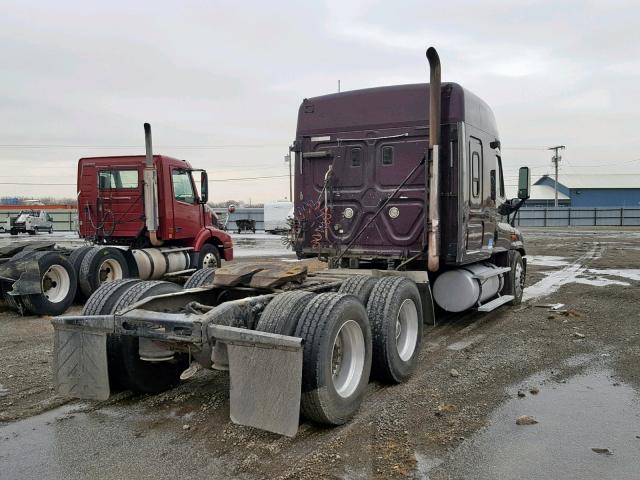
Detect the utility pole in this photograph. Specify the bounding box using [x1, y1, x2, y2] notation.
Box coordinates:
[284, 152, 292, 201]
[548, 145, 565, 207]
[338, 79, 341, 93]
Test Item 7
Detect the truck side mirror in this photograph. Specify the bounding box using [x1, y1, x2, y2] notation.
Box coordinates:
[200, 170, 209, 204]
[518, 166, 530, 199]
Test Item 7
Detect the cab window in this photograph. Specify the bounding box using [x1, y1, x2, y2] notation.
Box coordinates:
[98, 169, 139, 189]
[497, 155, 505, 198]
[382, 146, 394, 165]
[172, 169, 195, 203]
[471, 151, 481, 197]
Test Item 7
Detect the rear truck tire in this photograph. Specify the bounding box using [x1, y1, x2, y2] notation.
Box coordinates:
[193, 243, 221, 270]
[183, 267, 217, 289]
[367, 276, 423, 384]
[256, 291, 316, 335]
[108, 281, 188, 394]
[295, 292, 372, 425]
[68, 246, 95, 300]
[338, 275, 379, 304]
[79, 247, 130, 298]
[501, 251, 525, 306]
[82, 278, 142, 316]
[21, 253, 77, 316]
[80, 278, 142, 389]
[10, 229, 17, 235]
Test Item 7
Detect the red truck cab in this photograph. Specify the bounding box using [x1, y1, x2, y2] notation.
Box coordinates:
[77, 155, 232, 261]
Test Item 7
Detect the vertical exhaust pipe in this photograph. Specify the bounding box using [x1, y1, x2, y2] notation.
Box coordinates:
[143, 123, 163, 246]
[426, 47, 441, 272]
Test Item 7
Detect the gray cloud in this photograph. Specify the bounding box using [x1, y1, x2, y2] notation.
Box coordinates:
[1, 0, 638, 200]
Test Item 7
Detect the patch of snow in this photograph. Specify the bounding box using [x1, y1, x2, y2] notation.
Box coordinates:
[233, 249, 294, 258]
[526, 255, 570, 267]
[522, 243, 624, 301]
[586, 269, 640, 282]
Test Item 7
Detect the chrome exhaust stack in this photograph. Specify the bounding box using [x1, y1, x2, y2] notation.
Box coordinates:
[426, 47, 441, 272]
[143, 123, 162, 246]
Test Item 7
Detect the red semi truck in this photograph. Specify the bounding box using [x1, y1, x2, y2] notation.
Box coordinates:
[50, 48, 531, 437]
[0, 124, 232, 316]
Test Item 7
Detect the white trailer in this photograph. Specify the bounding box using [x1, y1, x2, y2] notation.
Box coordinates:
[264, 201, 293, 234]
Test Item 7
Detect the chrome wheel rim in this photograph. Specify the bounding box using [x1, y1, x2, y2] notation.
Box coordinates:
[331, 319, 365, 398]
[396, 299, 419, 361]
[202, 252, 217, 268]
[41, 264, 70, 303]
[99, 259, 123, 283]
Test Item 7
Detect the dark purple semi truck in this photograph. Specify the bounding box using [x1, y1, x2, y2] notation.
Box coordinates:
[50, 48, 531, 437]
[292, 48, 530, 313]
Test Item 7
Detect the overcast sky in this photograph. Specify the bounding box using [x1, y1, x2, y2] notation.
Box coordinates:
[1, 0, 639, 202]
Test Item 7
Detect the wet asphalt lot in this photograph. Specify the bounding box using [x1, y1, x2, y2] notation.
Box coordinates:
[1, 228, 639, 479]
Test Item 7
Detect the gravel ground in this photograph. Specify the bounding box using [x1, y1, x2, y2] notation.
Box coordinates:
[1, 228, 639, 479]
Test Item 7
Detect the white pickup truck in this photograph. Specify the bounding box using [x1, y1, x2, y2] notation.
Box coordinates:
[5, 210, 54, 235]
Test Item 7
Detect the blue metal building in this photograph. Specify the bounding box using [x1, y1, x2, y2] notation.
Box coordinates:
[531, 175, 640, 207]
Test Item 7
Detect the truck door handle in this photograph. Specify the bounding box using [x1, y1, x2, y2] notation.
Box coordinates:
[176, 227, 183, 232]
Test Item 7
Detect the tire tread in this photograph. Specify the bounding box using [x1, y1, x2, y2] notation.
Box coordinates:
[183, 268, 217, 289]
[257, 291, 315, 335]
[366, 276, 422, 383]
[338, 275, 378, 304]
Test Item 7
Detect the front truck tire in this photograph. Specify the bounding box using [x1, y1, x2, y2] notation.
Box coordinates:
[79, 247, 130, 298]
[296, 293, 372, 425]
[22, 252, 77, 316]
[500, 250, 525, 306]
[193, 243, 221, 270]
[107, 281, 188, 394]
[367, 276, 423, 384]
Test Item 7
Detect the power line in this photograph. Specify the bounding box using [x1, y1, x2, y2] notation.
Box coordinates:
[208, 174, 289, 182]
[0, 182, 75, 186]
[0, 143, 285, 149]
[501, 146, 550, 151]
[0, 174, 290, 186]
[549, 145, 566, 207]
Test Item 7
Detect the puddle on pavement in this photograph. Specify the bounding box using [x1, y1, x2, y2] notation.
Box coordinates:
[0, 401, 224, 480]
[422, 367, 640, 479]
[230, 233, 294, 258]
[414, 452, 444, 478]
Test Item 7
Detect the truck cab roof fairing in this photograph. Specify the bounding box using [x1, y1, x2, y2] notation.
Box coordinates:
[296, 83, 498, 138]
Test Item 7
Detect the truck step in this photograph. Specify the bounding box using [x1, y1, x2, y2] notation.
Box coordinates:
[472, 266, 511, 281]
[477, 295, 514, 312]
[158, 247, 193, 253]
